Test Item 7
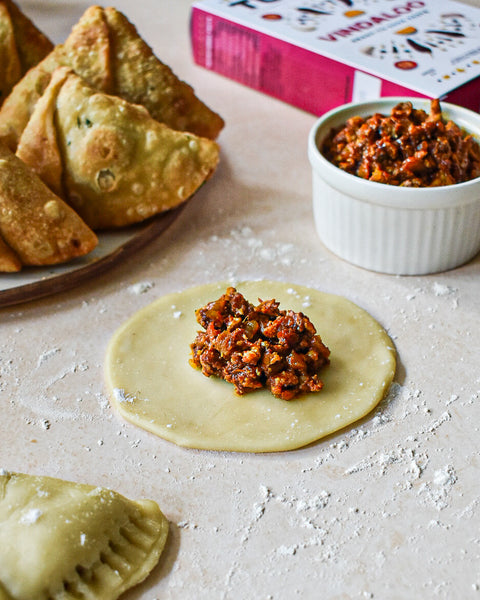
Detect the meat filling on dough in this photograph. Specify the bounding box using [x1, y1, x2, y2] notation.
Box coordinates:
[190, 287, 330, 400]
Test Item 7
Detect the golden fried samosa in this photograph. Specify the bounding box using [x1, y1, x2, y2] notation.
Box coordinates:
[0, 52, 57, 151]
[0, 5, 223, 151]
[0, 141, 97, 266]
[17, 67, 219, 230]
[0, 232, 21, 272]
[15, 64, 65, 197]
[0, 0, 52, 105]
[97, 6, 224, 138]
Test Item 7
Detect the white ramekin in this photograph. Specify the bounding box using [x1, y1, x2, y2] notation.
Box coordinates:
[308, 97, 480, 275]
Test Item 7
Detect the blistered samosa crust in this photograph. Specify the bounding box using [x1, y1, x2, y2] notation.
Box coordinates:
[0, 142, 97, 265]
[0, 0, 53, 72]
[0, 232, 21, 272]
[0, 52, 58, 151]
[0, 0, 53, 105]
[15, 64, 67, 197]
[101, 6, 224, 138]
[0, 5, 223, 151]
[17, 68, 220, 229]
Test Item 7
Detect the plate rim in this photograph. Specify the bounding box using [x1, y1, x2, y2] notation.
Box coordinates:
[0, 206, 184, 309]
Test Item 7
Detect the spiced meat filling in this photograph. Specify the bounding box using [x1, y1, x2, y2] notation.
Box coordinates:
[190, 287, 330, 400]
[322, 99, 480, 187]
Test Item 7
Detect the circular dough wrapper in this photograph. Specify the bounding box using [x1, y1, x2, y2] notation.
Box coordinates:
[105, 281, 396, 453]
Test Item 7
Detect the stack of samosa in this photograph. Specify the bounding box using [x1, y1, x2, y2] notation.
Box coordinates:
[17, 66, 220, 229]
[0, 3, 223, 272]
[0, 4, 224, 149]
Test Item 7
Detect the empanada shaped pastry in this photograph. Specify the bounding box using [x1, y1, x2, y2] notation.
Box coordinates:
[0, 141, 98, 267]
[17, 67, 220, 229]
[0, 471, 169, 600]
[0, 5, 223, 150]
[0, 0, 53, 105]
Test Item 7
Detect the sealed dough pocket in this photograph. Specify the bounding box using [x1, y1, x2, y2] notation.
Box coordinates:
[0, 471, 169, 600]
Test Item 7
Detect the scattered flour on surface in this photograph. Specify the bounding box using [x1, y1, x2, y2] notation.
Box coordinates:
[20, 508, 42, 524]
[36, 348, 61, 368]
[128, 281, 154, 295]
[112, 388, 135, 403]
[418, 465, 458, 511]
[433, 465, 457, 487]
[432, 282, 456, 297]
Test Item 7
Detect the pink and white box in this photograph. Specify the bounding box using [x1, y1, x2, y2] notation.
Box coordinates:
[190, 0, 480, 114]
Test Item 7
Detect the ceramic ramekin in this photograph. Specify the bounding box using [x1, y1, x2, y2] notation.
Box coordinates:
[308, 97, 480, 275]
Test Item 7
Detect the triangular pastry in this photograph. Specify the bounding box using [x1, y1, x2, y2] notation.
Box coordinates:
[0, 0, 53, 105]
[0, 141, 98, 267]
[0, 5, 223, 150]
[0, 52, 57, 151]
[16, 67, 220, 229]
[0, 3, 21, 107]
[96, 6, 224, 138]
[0, 471, 169, 600]
[15, 65, 66, 198]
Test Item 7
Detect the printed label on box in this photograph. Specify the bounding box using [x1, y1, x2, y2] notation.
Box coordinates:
[191, 0, 480, 113]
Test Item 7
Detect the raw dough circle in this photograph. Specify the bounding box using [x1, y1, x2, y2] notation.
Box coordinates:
[105, 280, 396, 452]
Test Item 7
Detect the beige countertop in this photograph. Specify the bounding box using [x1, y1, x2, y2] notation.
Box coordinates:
[2, 1, 480, 598]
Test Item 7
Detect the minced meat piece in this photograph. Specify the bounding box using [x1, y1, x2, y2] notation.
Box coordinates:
[322, 99, 480, 187]
[190, 287, 330, 400]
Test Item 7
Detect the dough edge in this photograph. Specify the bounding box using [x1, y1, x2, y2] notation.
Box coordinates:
[105, 280, 397, 453]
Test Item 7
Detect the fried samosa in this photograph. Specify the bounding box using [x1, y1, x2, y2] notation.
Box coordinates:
[0, 5, 223, 151]
[0, 141, 97, 267]
[0, 232, 21, 272]
[17, 67, 219, 230]
[0, 0, 53, 105]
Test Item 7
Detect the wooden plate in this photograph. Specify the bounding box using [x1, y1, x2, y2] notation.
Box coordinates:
[0, 206, 183, 308]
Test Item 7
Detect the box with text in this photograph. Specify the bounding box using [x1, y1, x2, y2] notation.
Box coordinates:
[191, 0, 480, 114]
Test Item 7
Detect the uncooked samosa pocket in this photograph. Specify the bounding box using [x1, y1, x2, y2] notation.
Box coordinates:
[0, 471, 169, 600]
